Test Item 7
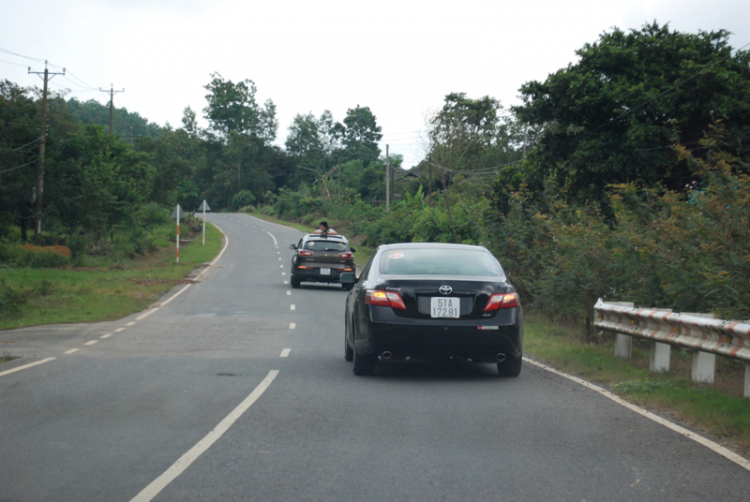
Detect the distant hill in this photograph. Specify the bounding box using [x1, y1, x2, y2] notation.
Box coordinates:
[66, 98, 163, 140]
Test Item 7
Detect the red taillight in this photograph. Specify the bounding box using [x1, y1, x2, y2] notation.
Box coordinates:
[484, 293, 520, 311]
[365, 290, 406, 310]
[299, 250, 313, 257]
[339, 252, 353, 259]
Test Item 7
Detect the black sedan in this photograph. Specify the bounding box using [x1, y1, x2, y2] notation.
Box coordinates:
[341, 243, 523, 377]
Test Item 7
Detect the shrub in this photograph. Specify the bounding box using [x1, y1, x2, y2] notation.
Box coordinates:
[232, 190, 256, 210]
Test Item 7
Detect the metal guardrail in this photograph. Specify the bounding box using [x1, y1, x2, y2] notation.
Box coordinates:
[594, 298, 750, 399]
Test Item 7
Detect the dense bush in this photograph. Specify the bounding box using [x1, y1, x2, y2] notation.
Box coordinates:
[486, 134, 750, 322]
[232, 190, 256, 209]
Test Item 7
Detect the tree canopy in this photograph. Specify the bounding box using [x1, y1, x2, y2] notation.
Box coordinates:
[512, 22, 750, 205]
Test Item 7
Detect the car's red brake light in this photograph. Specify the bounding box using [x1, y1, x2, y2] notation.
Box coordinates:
[299, 250, 313, 257]
[484, 293, 520, 311]
[365, 290, 406, 310]
[339, 252, 353, 259]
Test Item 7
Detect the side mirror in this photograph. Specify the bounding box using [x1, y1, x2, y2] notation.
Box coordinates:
[340, 272, 356, 284]
[350, 247, 357, 253]
[288, 244, 297, 250]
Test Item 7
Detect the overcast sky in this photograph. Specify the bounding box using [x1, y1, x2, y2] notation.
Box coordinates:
[2, 0, 749, 168]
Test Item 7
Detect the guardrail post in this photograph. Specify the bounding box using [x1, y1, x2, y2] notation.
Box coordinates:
[615, 334, 632, 358]
[650, 342, 671, 372]
[692, 351, 716, 384]
[745, 364, 750, 400]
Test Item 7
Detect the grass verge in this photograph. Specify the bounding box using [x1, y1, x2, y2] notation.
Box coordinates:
[0, 222, 223, 331]
[524, 314, 750, 457]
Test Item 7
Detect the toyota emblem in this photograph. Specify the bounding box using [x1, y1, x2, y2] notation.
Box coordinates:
[439, 285, 453, 295]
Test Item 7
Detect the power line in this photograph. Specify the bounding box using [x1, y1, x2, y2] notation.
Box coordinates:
[0, 47, 46, 64]
[0, 135, 44, 152]
[0, 159, 37, 175]
[0, 58, 29, 68]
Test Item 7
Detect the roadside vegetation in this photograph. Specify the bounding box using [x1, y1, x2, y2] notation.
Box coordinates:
[0, 215, 222, 330]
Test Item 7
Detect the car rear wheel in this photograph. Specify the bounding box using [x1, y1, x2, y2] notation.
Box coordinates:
[497, 356, 522, 377]
[291, 276, 300, 289]
[344, 314, 354, 362]
[343, 283, 353, 291]
[352, 349, 376, 376]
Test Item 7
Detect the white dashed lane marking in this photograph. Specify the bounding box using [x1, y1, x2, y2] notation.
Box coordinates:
[290, 305, 295, 311]
[0, 358, 56, 378]
[289, 323, 296, 329]
[115, 328, 125, 333]
[127, 322, 135, 326]
[101, 334, 112, 339]
[65, 349, 80, 354]
[280, 349, 291, 358]
[287, 291, 291, 296]
[84, 340, 98, 346]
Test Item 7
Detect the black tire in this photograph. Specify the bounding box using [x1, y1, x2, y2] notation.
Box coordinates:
[497, 356, 522, 378]
[343, 283, 354, 291]
[353, 349, 376, 376]
[291, 276, 301, 289]
[344, 314, 354, 362]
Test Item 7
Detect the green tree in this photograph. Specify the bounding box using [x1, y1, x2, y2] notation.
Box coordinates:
[0, 80, 40, 240]
[339, 105, 382, 165]
[203, 72, 277, 142]
[512, 22, 750, 206]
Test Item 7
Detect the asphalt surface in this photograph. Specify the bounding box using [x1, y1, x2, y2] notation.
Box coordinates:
[1, 213, 749, 502]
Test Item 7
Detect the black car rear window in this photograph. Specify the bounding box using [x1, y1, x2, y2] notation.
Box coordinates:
[379, 248, 504, 277]
[304, 240, 348, 252]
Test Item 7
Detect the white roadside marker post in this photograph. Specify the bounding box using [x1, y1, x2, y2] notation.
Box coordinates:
[176, 203, 180, 264]
[202, 201, 206, 245]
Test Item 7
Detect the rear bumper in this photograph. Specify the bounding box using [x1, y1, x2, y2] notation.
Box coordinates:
[355, 307, 523, 362]
[294, 267, 349, 283]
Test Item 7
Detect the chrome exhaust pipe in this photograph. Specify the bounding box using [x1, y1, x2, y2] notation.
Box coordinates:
[496, 353, 507, 363]
[381, 351, 393, 360]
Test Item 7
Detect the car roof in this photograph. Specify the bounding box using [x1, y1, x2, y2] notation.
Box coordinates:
[378, 242, 489, 252]
[302, 233, 348, 243]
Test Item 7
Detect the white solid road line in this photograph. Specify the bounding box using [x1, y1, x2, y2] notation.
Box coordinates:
[525, 358, 750, 471]
[0, 357, 56, 378]
[135, 221, 229, 322]
[130, 370, 279, 502]
[265, 230, 278, 246]
[280, 349, 291, 357]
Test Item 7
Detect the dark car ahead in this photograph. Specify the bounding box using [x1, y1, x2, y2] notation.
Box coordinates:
[289, 234, 356, 289]
[341, 243, 523, 377]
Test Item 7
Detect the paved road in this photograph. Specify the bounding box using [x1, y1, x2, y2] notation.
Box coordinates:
[1, 213, 749, 502]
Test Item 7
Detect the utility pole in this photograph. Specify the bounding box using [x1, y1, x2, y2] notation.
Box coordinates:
[99, 84, 124, 135]
[28, 61, 65, 243]
[385, 144, 390, 212]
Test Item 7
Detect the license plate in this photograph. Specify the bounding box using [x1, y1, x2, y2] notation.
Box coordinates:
[431, 297, 460, 318]
[320, 268, 331, 275]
